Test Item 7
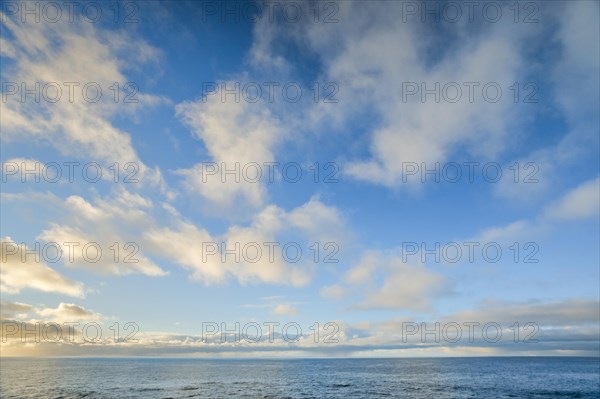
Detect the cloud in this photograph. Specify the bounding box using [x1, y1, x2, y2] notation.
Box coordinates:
[468, 220, 532, 245]
[0, 237, 85, 297]
[273, 304, 299, 316]
[243, 296, 302, 316]
[343, 33, 524, 186]
[347, 298, 600, 354]
[493, 2, 599, 204]
[325, 251, 450, 312]
[36, 191, 167, 277]
[35, 303, 102, 323]
[0, 9, 167, 186]
[145, 197, 345, 286]
[1, 158, 40, 182]
[461, 175, 599, 256]
[143, 221, 221, 283]
[286, 197, 346, 242]
[175, 84, 283, 209]
[320, 284, 350, 300]
[4, 186, 343, 286]
[1, 300, 102, 324]
[248, 1, 540, 188]
[552, 1, 600, 125]
[247, 2, 599, 199]
[0, 300, 35, 319]
[450, 299, 600, 327]
[544, 177, 600, 220]
[0, 300, 104, 349]
[2, 298, 596, 357]
[355, 254, 449, 311]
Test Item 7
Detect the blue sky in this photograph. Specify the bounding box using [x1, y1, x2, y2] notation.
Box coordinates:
[0, 0, 599, 357]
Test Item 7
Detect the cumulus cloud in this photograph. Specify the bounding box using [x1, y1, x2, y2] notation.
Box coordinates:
[0, 237, 85, 297]
[175, 85, 283, 209]
[36, 190, 167, 276]
[35, 302, 102, 323]
[343, 33, 524, 186]
[0, 301, 35, 319]
[1, 300, 104, 351]
[143, 221, 220, 283]
[325, 251, 450, 312]
[1, 300, 102, 324]
[145, 196, 345, 286]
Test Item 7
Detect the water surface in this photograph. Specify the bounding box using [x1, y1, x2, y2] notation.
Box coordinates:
[1, 357, 599, 398]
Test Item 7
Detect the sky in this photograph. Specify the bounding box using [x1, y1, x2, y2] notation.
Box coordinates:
[0, 0, 599, 358]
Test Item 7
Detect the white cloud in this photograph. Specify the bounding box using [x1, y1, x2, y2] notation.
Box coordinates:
[320, 284, 349, 300]
[450, 299, 599, 327]
[325, 251, 450, 312]
[36, 191, 167, 277]
[2, 298, 596, 357]
[355, 254, 448, 311]
[494, 2, 599, 204]
[0, 300, 35, 319]
[1, 158, 41, 182]
[544, 177, 600, 220]
[286, 197, 346, 242]
[360, 265, 446, 311]
[470, 220, 532, 245]
[552, 1, 600, 125]
[0, 237, 85, 297]
[175, 85, 283, 209]
[145, 197, 344, 286]
[343, 33, 524, 186]
[469, 176, 599, 247]
[0, 10, 167, 187]
[35, 302, 102, 323]
[273, 304, 299, 316]
[143, 221, 221, 283]
[248, 2, 537, 188]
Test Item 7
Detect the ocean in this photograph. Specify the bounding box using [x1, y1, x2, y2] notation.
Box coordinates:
[1, 357, 598, 398]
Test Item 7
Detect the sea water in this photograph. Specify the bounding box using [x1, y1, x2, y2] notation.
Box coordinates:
[1, 357, 599, 398]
